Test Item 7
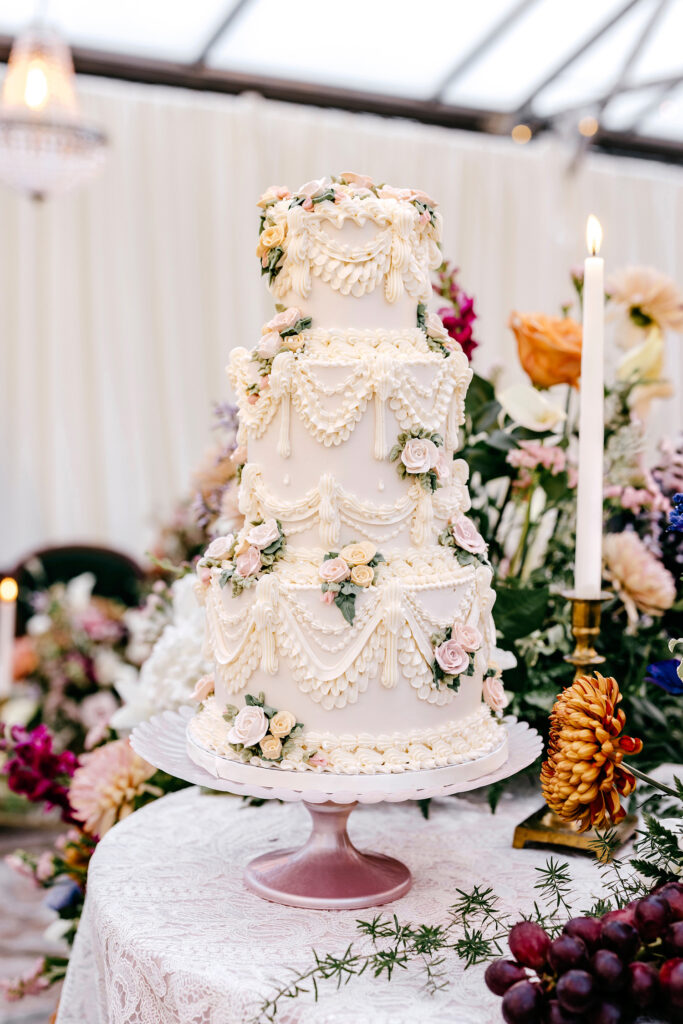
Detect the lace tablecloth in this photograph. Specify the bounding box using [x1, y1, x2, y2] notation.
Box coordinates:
[56, 785, 612, 1024]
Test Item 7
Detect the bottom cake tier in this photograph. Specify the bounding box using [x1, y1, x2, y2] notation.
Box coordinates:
[186, 696, 507, 776]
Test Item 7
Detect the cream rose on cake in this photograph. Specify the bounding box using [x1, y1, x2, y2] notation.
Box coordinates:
[228, 705, 269, 747]
[269, 710, 297, 738]
[391, 430, 444, 493]
[246, 518, 280, 550]
[319, 544, 385, 625]
[451, 623, 482, 652]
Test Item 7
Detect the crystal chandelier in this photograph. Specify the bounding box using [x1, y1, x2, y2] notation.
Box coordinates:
[0, 20, 107, 200]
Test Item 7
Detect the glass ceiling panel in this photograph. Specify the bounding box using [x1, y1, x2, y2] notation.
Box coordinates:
[632, 0, 683, 81]
[531, 0, 662, 118]
[207, 0, 516, 99]
[443, 0, 630, 111]
[0, 0, 234, 62]
[599, 85, 664, 131]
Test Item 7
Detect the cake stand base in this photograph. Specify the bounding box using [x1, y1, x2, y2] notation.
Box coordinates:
[131, 708, 543, 911]
[244, 800, 412, 909]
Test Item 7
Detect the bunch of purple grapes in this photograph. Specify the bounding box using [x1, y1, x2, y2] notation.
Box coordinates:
[484, 881, 683, 1023]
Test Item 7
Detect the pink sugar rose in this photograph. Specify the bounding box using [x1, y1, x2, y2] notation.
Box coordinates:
[450, 515, 487, 555]
[319, 557, 351, 584]
[321, 590, 336, 605]
[435, 449, 452, 483]
[257, 330, 282, 359]
[483, 676, 508, 713]
[247, 393, 260, 405]
[435, 639, 469, 676]
[451, 623, 482, 652]
[377, 185, 413, 201]
[230, 445, 247, 467]
[266, 307, 301, 333]
[245, 518, 280, 550]
[197, 564, 212, 585]
[308, 753, 329, 768]
[190, 674, 214, 702]
[299, 176, 332, 198]
[235, 545, 262, 578]
[410, 188, 437, 207]
[401, 437, 439, 475]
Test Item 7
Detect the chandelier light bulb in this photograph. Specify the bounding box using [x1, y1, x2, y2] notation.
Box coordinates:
[24, 62, 49, 110]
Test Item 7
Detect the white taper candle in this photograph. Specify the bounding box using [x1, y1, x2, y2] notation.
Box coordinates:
[574, 215, 605, 598]
[0, 577, 18, 699]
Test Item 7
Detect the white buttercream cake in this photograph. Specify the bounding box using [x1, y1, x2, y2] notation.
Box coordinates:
[187, 173, 508, 776]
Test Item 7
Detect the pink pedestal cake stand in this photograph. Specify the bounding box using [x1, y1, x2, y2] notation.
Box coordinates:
[131, 707, 542, 911]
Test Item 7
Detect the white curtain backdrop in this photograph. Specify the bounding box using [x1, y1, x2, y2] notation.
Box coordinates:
[2, 78, 682, 568]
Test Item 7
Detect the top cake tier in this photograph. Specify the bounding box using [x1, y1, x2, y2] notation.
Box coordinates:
[256, 174, 442, 329]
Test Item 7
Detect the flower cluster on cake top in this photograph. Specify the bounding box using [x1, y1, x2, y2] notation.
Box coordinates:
[196, 519, 287, 597]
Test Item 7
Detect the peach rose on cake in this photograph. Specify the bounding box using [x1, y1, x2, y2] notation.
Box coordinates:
[266, 307, 302, 333]
[450, 515, 487, 555]
[256, 222, 285, 259]
[340, 171, 374, 190]
[339, 541, 376, 566]
[228, 706, 269, 747]
[257, 331, 282, 359]
[401, 437, 439, 474]
[235, 545, 262, 578]
[259, 735, 282, 760]
[245, 518, 280, 549]
[435, 639, 469, 676]
[319, 557, 351, 584]
[205, 534, 234, 561]
[350, 565, 374, 588]
[190, 674, 214, 702]
[509, 312, 582, 389]
[257, 185, 290, 208]
[426, 313, 449, 342]
[483, 676, 508, 713]
[451, 623, 482, 652]
[269, 710, 297, 738]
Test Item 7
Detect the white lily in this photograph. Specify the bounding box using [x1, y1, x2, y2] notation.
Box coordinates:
[497, 384, 567, 432]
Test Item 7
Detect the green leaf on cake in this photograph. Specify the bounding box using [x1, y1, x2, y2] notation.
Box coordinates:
[334, 592, 357, 625]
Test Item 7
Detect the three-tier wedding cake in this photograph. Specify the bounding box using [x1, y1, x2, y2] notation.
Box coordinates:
[186, 173, 509, 778]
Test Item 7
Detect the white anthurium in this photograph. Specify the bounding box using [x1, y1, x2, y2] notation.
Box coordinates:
[64, 572, 96, 613]
[497, 384, 567, 432]
[616, 325, 664, 384]
[490, 646, 517, 671]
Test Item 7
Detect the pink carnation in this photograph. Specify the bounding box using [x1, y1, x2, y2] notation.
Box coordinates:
[507, 440, 566, 476]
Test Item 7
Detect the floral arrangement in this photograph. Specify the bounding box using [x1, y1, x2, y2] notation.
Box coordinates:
[0, 720, 187, 997]
[430, 622, 482, 692]
[390, 429, 448, 492]
[459, 262, 683, 772]
[318, 542, 385, 625]
[222, 692, 305, 764]
[432, 261, 479, 360]
[9, 571, 129, 753]
[248, 306, 312, 402]
[197, 518, 287, 597]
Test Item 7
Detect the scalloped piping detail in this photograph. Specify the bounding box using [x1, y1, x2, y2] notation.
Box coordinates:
[188, 697, 505, 774]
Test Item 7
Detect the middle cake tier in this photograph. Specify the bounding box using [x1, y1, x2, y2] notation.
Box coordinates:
[229, 325, 473, 551]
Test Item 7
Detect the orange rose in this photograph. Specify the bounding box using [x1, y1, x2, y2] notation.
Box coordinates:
[12, 636, 38, 679]
[509, 313, 582, 389]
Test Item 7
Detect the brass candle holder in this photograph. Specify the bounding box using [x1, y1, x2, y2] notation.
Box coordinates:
[512, 587, 637, 859]
[562, 590, 611, 679]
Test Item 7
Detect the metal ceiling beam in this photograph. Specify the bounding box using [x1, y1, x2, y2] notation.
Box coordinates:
[430, 0, 539, 103]
[193, 0, 253, 67]
[514, 0, 644, 117]
[628, 79, 681, 132]
[536, 71, 683, 122]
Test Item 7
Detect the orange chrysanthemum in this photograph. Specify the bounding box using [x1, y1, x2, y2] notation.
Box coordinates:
[541, 673, 643, 833]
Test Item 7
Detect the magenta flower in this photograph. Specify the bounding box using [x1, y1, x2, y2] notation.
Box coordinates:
[433, 262, 479, 361]
[0, 723, 78, 822]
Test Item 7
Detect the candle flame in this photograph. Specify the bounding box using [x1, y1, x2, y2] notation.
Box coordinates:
[586, 214, 602, 256]
[0, 577, 18, 602]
